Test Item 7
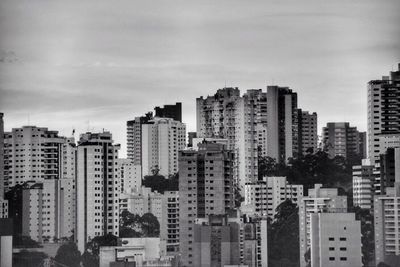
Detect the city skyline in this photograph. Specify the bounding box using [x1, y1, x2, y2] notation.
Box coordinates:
[1, 0, 400, 157]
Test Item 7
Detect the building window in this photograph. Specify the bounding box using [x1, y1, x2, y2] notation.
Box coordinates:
[329, 257, 335, 261]
[340, 257, 347, 261]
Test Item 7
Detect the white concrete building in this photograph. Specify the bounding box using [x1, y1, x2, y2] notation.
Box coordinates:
[117, 159, 142, 193]
[3, 126, 67, 189]
[244, 176, 303, 218]
[160, 191, 179, 255]
[76, 132, 120, 253]
[22, 178, 75, 243]
[120, 187, 163, 225]
[374, 183, 400, 266]
[299, 184, 348, 267]
[141, 117, 186, 177]
[352, 158, 379, 210]
[235, 89, 267, 190]
[310, 212, 362, 267]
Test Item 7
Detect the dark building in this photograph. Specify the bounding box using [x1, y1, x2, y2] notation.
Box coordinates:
[298, 110, 318, 155]
[266, 86, 299, 163]
[154, 102, 182, 122]
[380, 147, 400, 195]
[368, 63, 400, 164]
[322, 122, 366, 163]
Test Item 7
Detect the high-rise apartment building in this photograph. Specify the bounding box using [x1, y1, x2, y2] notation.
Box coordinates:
[193, 213, 241, 267]
[374, 184, 400, 266]
[310, 212, 362, 267]
[298, 110, 318, 155]
[244, 176, 303, 218]
[22, 179, 75, 243]
[76, 132, 120, 252]
[242, 216, 269, 267]
[160, 191, 179, 256]
[196, 87, 241, 151]
[235, 89, 267, 189]
[266, 86, 299, 163]
[367, 63, 400, 164]
[178, 142, 235, 267]
[322, 122, 366, 161]
[154, 102, 182, 122]
[117, 159, 141, 193]
[119, 187, 163, 224]
[126, 112, 152, 165]
[299, 184, 348, 267]
[141, 117, 186, 177]
[0, 113, 8, 218]
[379, 147, 400, 195]
[352, 158, 379, 209]
[0, 113, 5, 198]
[3, 126, 67, 189]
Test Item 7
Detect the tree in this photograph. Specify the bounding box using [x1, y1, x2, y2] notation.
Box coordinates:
[82, 234, 118, 267]
[140, 213, 160, 237]
[5, 183, 26, 235]
[13, 250, 48, 267]
[55, 242, 81, 267]
[268, 200, 299, 266]
[143, 173, 179, 193]
[119, 211, 160, 238]
[13, 234, 42, 248]
[350, 206, 375, 266]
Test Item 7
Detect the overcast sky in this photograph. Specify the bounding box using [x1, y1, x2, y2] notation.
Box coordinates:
[1, 0, 399, 157]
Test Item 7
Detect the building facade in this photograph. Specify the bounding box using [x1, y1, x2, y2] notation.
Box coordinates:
[352, 158, 379, 209]
[367, 64, 400, 164]
[3, 126, 67, 189]
[22, 179, 75, 243]
[141, 117, 186, 177]
[126, 113, 152, 165]
[266, 86, 299, 163]
[117, 159, 142, 193]
[160, 191, 179, 256]
[119, 187, 163, 225]
[379, 147, 400, 195]
[178, 142, 235, 267]
[76, 132, 120, 252]
[310, 213, 362, 267]
[322, 122, 366, 161]
[298, 110, 318, 155]
[374, 185, 400, 266]
[299, 184, 348, 267]
[244, 176, 303, 218]
[154, 102, 182, 122]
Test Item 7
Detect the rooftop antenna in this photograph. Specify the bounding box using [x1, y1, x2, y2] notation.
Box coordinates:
[86, 120, 90, 132]
[224, 80, 227, 88]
